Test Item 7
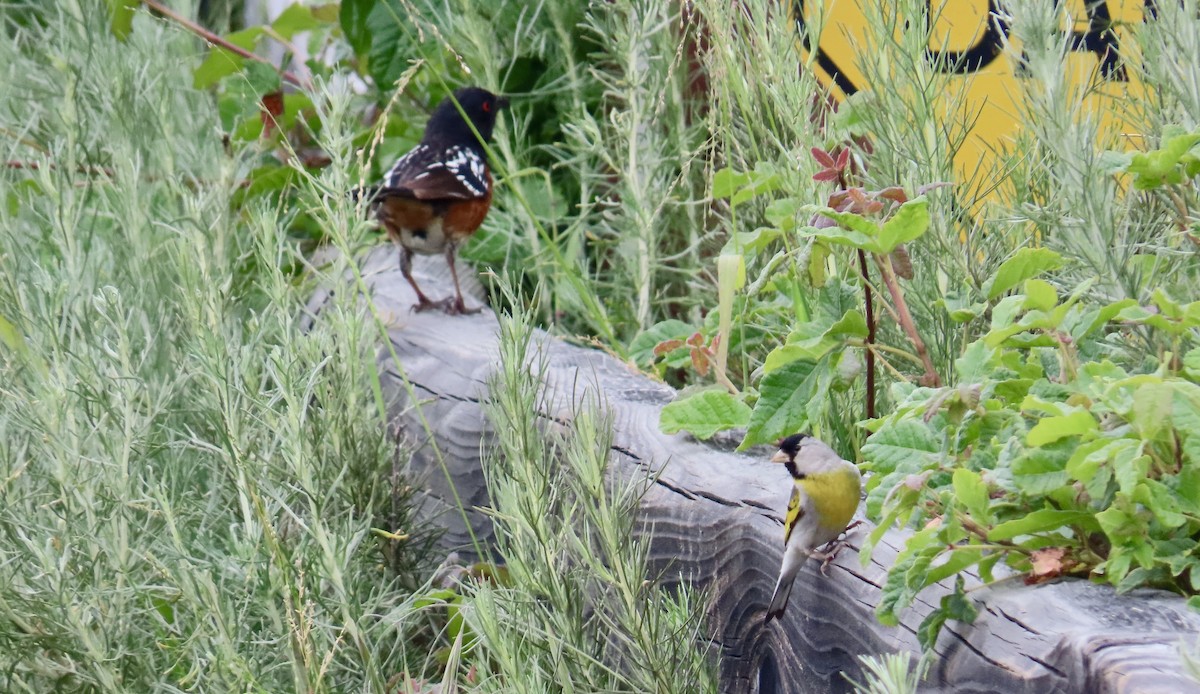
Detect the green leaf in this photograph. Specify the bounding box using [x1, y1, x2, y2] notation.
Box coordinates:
[660, 390, 751, 440]
[272, 3, 323, 40]
[861, 419, 941, 473]
[193, 27, 264, 89]
[0, 312, 26, 357]
[877, 197, 929, 252]
[195, 48, 246, 90]
[740, 359, 824, 449]
[731, 166, 782, 205]
[918, 581, 978, 651]
[812, 208, 882, 238]
[799, 224, 878, 252]
[1131, 381, 1173, 440]
[986, 248, 1063, 300]
[712, 168, 751, 199]
[340, 0, 376, 57]
[988, 509, 1100, 541]
[629, 319, 693, 367]
[107, 0, 137, 41]
[942, 290, 986, 323]
[952, 468, 990, 523]
[1113, 449, 1150, 496]
[1012, 450, 1071, 496]
[764, 198, 800, 229]
[1023, 279, 1058, 311]
[954, 340, 996, 382]
[826, 309, 869, 339]
[1026, 409, 1096, 446]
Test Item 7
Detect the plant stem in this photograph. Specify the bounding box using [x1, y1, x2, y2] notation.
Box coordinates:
[875, 253, 941, 387]
[141, 0, 310, 89]
[857, 249, 876, 419]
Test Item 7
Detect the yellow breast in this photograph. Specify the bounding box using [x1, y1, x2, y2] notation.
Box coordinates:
[798, 466, 861, 533]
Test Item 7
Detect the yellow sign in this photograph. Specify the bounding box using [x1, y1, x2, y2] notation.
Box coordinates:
[792, 0, 1149, 207]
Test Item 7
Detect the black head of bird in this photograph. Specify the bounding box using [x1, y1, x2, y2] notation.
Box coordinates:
[423, 87, 508, 150]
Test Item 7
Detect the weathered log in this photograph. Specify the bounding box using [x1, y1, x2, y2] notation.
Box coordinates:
[307, 248, 1200, 693]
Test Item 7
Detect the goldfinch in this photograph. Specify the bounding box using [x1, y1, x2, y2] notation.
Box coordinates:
[764, 433, 863, 623]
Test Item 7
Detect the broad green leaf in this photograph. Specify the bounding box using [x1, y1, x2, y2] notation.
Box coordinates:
[1134, 480, 1186, 528]
[712, 168, 750, 199]
[942, 290, 986, 323]
[660, 390, 751, 440]
[918, 581, 978, 651]
[799, 224, 878, 251]
[1023, 279, 1057, 311]
[1012, 450, 1071, 495]
[763, 343, 830, 372]
[954, 340, 996, 382]
[1131, 381, 1172, 439]
[924, 548, 985, 586]
[1113, 449, 1150, 496]
[0, 312, 27, 357]
[952, 468, 989, 522]
[272, 3, 323, 39]
[989, 509, 1099, 540]
[861, 419, 941, 472]
[195, 48, 246, 89]
[107, 0, 137, 41]
[764, 198, 800, 228]
[340, 0, 376, 56]
[1026, 409, 1096, 446]
[740, 359, 824, 449]
[731, 168, 782, 205]
[826, 309, 869, 338]
[986, 248, 1063, 300]
[629, 319, 693, 367]
[877, 197, 929, 252]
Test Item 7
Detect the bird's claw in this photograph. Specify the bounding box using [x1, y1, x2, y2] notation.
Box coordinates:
[409, 297, 481, 315]
[410, 298, 440, 313]
[441, 297, 481, 316]
[814, 520, 864, 576]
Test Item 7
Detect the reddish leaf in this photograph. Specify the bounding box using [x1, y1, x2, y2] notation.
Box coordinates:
[1026, 547, 1067, 584]
[811, 146, 837, 168]
[691, 347, 710, 377]
[875, 186, 908, 205]
[891, 244, 914, 280]
[653, 339, 685, 356]
[260, 90, 284, 136]
[686, 332, 705, 347]
[835, 147, 851, 170]
[813, 168, 840, 183]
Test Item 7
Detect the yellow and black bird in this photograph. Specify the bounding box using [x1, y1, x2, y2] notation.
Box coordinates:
[362, 87, 506, 315]
[764, 433, 863, 622]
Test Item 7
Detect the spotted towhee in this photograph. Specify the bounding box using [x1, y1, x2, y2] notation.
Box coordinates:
[365, 87, 506, 314]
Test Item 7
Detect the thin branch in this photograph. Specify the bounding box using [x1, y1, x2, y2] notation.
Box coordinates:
[141, 0, 310, 90]
[857, 249, 876, 419]
[874, 253, 942, 387]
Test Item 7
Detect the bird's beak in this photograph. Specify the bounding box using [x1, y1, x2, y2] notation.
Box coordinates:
[769, 450, 791, 464]
[496, 97, 510, 110]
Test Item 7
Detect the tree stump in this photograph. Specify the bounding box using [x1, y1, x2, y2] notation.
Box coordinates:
[306, 248, 1200, 693]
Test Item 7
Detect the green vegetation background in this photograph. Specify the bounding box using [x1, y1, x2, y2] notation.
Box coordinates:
[1, 0, 1198, 690]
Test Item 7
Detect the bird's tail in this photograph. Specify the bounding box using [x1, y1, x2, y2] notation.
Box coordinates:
[764, 547, 805, 623]
[764, 574, 795, 623]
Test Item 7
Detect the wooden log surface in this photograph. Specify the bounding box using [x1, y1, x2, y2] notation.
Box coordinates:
[306, 247, 1200, 693]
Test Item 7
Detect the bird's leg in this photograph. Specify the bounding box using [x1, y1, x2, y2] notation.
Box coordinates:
[399, 246, 437, 312]
[442, 242, 481, 316]
[813, 520, 865, 576]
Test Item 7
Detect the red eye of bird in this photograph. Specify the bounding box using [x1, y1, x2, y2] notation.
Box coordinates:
[482, 101, 491, 113]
